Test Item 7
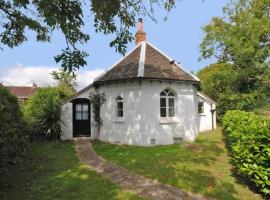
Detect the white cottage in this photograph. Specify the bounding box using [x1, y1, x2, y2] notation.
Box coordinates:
[61, 19, 216, 146]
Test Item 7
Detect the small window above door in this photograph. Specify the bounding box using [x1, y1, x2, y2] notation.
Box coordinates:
[75, 103, 89, 120]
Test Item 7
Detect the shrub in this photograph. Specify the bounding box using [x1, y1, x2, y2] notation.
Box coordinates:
[23, 87, 63, 140]
[217, 92, 265, 122]
[223, 110, 270, 196]
[0, 86, 28, 190]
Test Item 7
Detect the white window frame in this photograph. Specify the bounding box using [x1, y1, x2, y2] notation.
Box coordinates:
[75, 103, 89, 120]
[198, 101, 204, 115]
[115, 96, 124, 122]
[160, 89, 176, 118]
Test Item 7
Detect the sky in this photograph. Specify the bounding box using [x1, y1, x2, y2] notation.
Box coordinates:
[0, 0, 227, 89]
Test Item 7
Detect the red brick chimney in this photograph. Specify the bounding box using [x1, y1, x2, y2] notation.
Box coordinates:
[32, 82, 37, 88]
[135, 18, 146, 45]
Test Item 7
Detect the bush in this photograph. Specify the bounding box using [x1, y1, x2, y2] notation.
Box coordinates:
[217, 92, 265, 122]
[197, 63, 268, 122]
[0, 86, 28, 190]
[223, 110, 270, 196]
[23, 87, 63, 140]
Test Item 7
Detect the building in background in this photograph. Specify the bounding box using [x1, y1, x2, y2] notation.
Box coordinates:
[5, 82, 39, 104]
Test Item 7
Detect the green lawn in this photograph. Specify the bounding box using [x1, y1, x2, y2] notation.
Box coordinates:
[2, 141, 143, 200]
[93, 128, 262, 200]
[250, 102, 270, 117]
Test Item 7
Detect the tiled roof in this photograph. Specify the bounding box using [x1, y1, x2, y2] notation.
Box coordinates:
[6, 86, 39, 99]
[94, 41, 199, 84]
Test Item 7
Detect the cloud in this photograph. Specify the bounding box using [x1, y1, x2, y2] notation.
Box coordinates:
[0, 65, 104, 90]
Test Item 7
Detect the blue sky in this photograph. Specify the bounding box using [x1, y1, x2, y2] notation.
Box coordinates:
[0, 0, 227, 88]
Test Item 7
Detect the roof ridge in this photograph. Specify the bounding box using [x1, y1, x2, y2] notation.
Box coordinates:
[145, 42, 200, 82]
[137, 41, 146, 77]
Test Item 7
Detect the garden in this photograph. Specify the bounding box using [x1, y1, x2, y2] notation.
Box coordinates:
[93, 128, 263, 200]
[1, 0, 269, 199]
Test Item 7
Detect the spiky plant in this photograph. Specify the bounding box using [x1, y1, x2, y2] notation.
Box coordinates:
[38, 93, 63, 141]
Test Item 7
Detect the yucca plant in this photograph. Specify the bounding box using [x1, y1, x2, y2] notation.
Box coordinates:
[38, 92, 63, 141]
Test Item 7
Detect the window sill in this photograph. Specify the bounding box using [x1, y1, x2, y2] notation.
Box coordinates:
[114, 118, 124, 123]
[199, 113, 206, 116]
[159, 117, 180, 124]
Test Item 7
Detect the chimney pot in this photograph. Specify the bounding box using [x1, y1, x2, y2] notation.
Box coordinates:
[32, 82, 37, 88]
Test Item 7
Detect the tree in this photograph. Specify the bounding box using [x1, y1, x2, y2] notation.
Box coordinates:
[200, 0, 270, 93]
[0, 0, 176, 72]
[197, 62, 266, 121]
[51, 69, 77, 99]
[197, 62, 237, 100]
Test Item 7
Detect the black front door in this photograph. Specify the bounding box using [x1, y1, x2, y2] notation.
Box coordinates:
[72, 98, 91, 137]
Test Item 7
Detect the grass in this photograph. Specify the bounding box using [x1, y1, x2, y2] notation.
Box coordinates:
[93, 128, 262, 200]
[2, 141, 144, 200]
[250, 102, 270, 117]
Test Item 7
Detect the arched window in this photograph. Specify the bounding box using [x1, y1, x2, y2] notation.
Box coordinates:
[160, 89, 175, 117]
[116, 96, 124, 117]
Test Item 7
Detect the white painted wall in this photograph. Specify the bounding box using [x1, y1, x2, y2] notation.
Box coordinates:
[60, 80, 217, 146]
[61, 87, 96, 140]
[97, 80, 199, 146]
[197, 95, 216, 132]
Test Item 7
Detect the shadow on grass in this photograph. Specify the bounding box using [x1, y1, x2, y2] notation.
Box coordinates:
[92, 131, 257, 200]
[3, 141, 140, 200]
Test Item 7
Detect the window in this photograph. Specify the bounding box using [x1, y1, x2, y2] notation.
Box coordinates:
[75, 103, 89, 120]
[160, 89, 175, 117]
[116, 96, 123, 117]
[198, 102, 204, 114]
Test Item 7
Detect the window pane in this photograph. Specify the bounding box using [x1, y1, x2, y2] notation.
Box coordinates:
[76, 104, 82, 111]
[168, 92, 174, 96]
[160, 98, 166, 107]
[117, 101, 123, 109]
[169, 98, 174, 107]
[118, 109, 123, 117]
[82, 104, 88, 112]
[198, 102, 204, 113]
[160, 91, 166, 96]
[164, 89, 169, 94]
[160, 108, 166, 117]
[76, 112, 82, 120]
[82, 112, 88, 120]
[116, 96, 123, 100]
[169, 108, 175, 117]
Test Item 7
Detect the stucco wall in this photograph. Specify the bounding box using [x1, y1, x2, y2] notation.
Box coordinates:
[61, 88, 96, 140]
[98, 80, 199, 146]
[198, 95, 216, 132]
[60, 80, 212, 146]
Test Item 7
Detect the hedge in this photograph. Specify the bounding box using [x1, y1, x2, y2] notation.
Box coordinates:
[223, 110, 270, 196]
[0, 86, 29, 192]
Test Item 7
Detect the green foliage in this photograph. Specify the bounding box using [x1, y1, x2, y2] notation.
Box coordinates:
[0, 86, 28, 192]
[200, 0, 270, 100]
[197, 63, 267, 121]
[223, 110, 270, 196]
[89, 91, 106, 139]
[197, 63, 237, 100]
[0, 0, 176, 72]
[217, 92, 265, 119]
[2, 142, 142, 200]
[23, 87, 63, 140]
[51, 69, 77, 100]
[38, 94, 63, 140]
[93, 128, 262, 200]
